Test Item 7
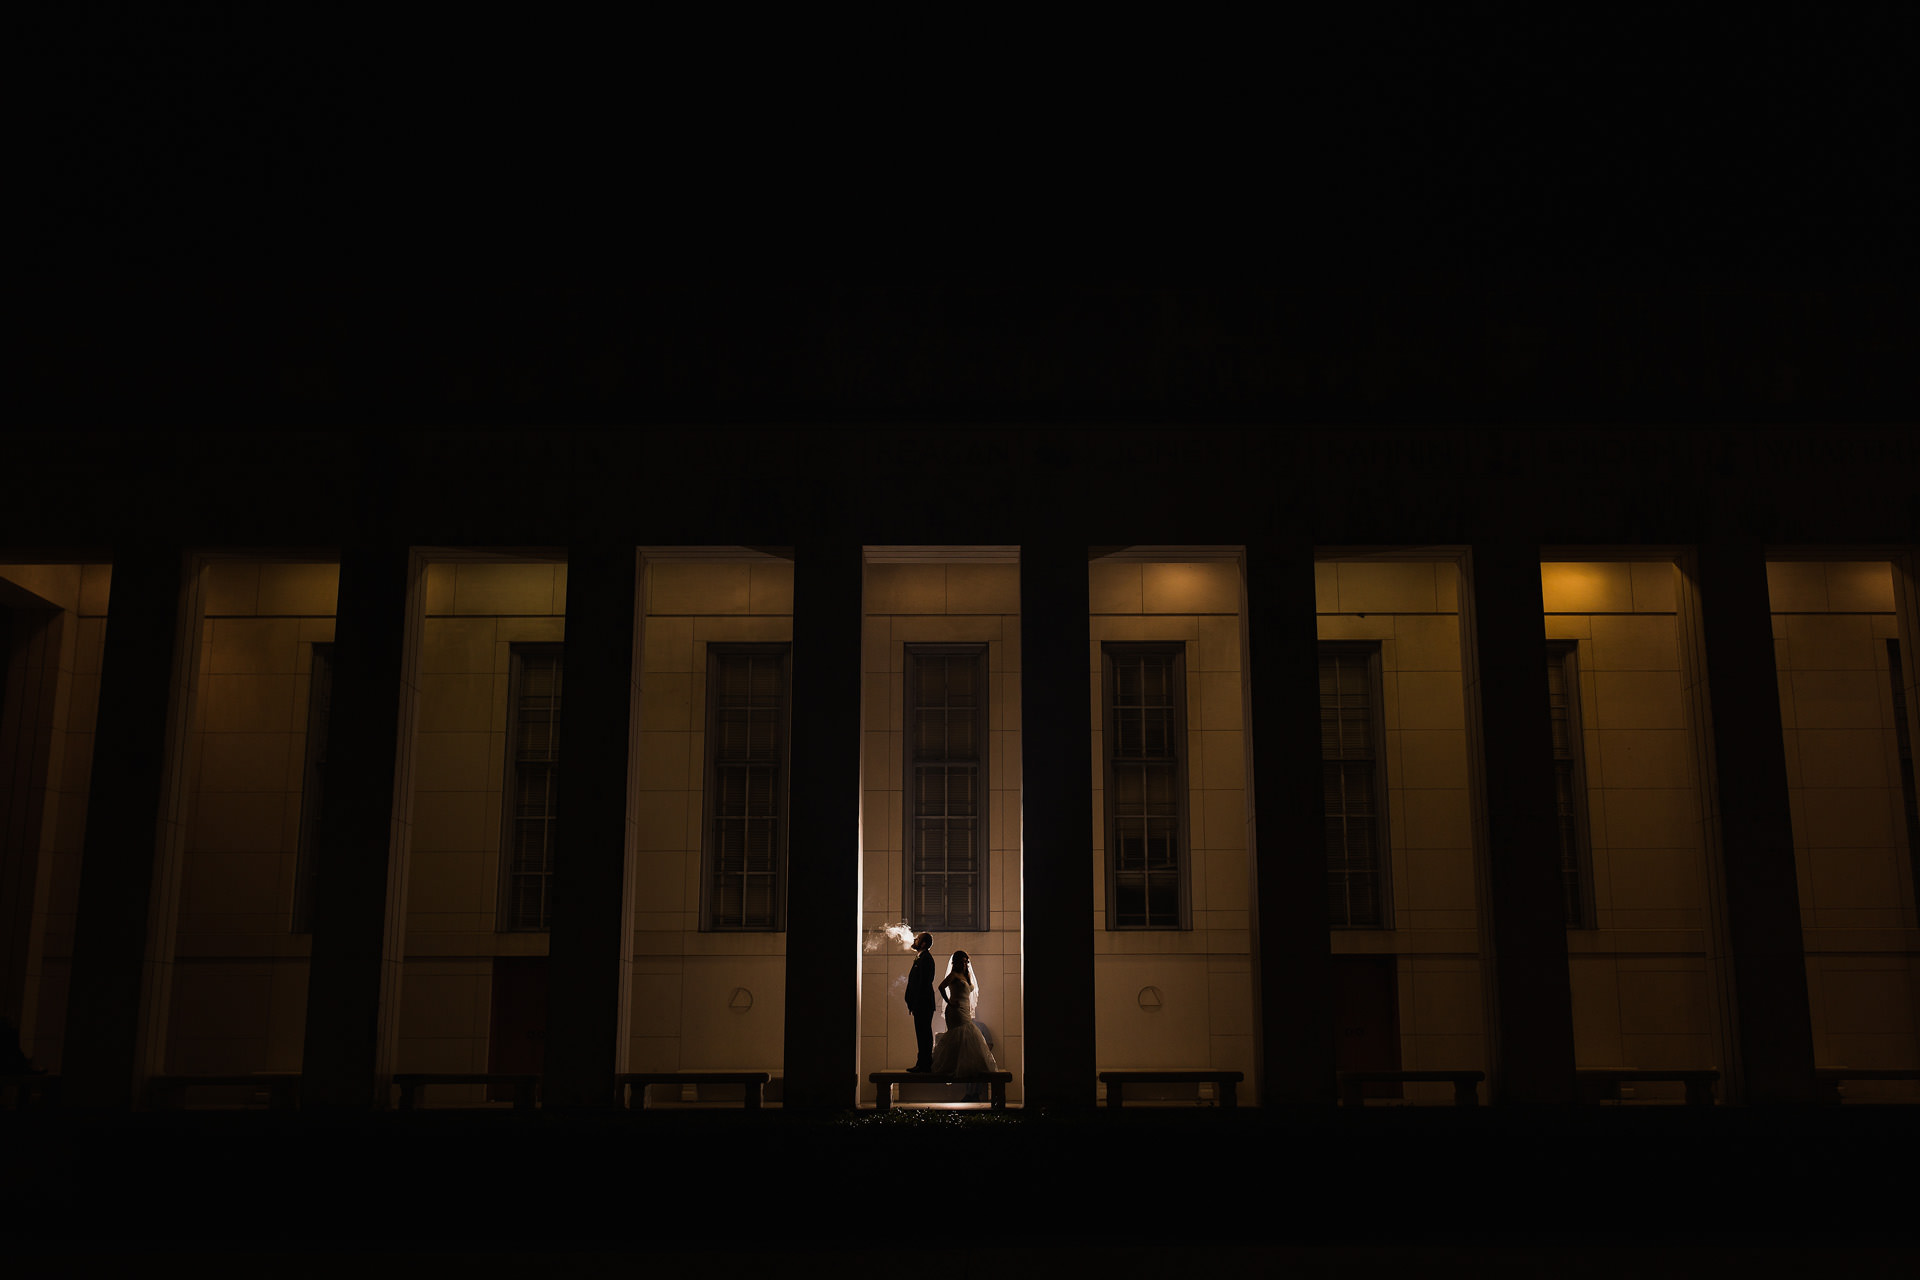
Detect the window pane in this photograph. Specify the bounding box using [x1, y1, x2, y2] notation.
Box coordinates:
[1547, 647, 1593, 928]
[292, 644, 333, 933]
[505, 649, 562, 931]
[1322, 649, 1384, 928]
[907, 651, 987, 932]
[1106, 649, 1184, 930]
[708, 650, 786, 929]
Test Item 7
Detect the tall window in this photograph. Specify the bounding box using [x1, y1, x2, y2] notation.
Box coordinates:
[291, 643, 332, 933]
[704, 644, 790, 931]
[1548, 642, 1596, 928]
[501, 645, 562, 931]
[1890, 639, 1920, 915]
[1101, 644, 1190, 930]
[1321, 644, 1390, 928]
[905, 645, 987, 932]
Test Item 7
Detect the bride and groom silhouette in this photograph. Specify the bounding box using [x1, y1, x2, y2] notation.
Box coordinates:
[904, 933, 997, 1102]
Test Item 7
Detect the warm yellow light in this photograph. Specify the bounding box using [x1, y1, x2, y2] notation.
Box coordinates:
[1540, 562, 1632, 613]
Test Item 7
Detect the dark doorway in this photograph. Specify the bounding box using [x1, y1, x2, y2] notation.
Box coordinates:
[487, 957, 548, 1101]
[1332, 955, 1402, 1100]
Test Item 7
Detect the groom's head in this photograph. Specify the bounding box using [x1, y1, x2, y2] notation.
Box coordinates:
[914, 933, 932, 952]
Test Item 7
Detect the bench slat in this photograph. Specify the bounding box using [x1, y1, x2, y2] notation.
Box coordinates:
[150, 1074, 302, 1111]
[1575, 1069, 1719, 1107]
[1098, 1070, 1243, 1109]
[616, 1071, 772, 1110]
[868, 1071, 1011, 1111]
[393, 1073, 539, 1111]
[1337, 1069, 1483, 1108]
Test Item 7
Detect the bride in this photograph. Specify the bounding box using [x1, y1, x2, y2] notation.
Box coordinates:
[929, 950, 998, 1090]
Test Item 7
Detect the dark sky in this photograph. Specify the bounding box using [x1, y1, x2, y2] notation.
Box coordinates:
[23, 12, 1916, 426]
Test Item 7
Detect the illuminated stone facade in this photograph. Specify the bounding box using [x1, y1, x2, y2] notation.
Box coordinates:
[2, 427, 1915, 1110]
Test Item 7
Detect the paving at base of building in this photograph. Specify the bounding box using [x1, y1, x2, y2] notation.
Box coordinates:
[9, 1106, 1917, 1253]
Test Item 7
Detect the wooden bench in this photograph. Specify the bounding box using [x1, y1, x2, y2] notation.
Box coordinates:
[615, 1071, 772, 1110]
[1338, 1069, 1483, 1107]
[870, 1071, 1012, 1110]
[1575, 1068, 1719, 1107]
[150, 1073, 302, 1111]
[1099, 1070, 1243, 1108]
[393, 1073, 539, 1111]
[1814, 1067, 1920, 1102]
[0, 1072, 58, 1110]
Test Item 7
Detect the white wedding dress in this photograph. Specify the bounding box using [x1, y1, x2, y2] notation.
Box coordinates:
[929, 976, 998, 1077]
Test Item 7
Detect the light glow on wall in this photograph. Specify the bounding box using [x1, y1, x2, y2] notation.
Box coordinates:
[1540, 561, 1630, 613]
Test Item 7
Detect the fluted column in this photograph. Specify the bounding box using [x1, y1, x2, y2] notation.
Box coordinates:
[1464, 542, 1576, 1105]
[1681, 541, 1817, 1104]
[59, 546, 201, 1109]
[780, 541, 864, 1110]
[1019, 543, 1096, 1109]
[542, 543, 641, 1109]
[299, 542, 424, 1110]
[1241, 540, 1336, 1105]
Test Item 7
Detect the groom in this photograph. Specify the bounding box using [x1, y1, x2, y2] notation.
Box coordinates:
[905, 932, 935, 1072]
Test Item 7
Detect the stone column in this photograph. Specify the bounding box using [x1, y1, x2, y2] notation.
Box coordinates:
[0, 588, 68, 1062]
[780, 541, 864, 1110]
[1240, 540, 1336, 1105]
[1679, 541, 1818, 1104]
[299, 543, 424, 1111]
[1892, 551, 1920, 915]
[1019, 543, 1096, 1110]
[59, 547, 202, 1109]
[542, 543, 641, 1110]
[1463, 543, 1576, 1105]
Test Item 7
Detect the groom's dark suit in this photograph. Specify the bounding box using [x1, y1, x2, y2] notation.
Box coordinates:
[905, 946, 936, 1070]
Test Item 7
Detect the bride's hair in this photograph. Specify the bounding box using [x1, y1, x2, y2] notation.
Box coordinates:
[943, 951, 976, 1014]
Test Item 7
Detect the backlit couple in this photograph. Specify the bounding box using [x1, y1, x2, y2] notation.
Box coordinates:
[903, 933, 998, 1099]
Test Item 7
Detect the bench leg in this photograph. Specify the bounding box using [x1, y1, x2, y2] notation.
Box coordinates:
[398, 1085, 416, 1111]
[1105, 1081, 1122, 1109]
[515, 1081, 535, 1111]
[991, 1080, 1006, 1110]
[1685, 1079, 1713, 1108]
[875, 1082, 891, 1111]
[1220, 1081, 1236, 1108]
[1453, 1080, 1478, 1108]
[1339, 1080, 1361, 1108]
[745, 1084, 761, 1110]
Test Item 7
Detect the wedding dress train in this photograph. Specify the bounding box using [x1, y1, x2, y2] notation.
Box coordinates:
[928, 976, 998, 1077]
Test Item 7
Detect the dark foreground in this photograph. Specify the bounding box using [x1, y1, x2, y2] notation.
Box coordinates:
[9, 1105, 1917, 1275]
